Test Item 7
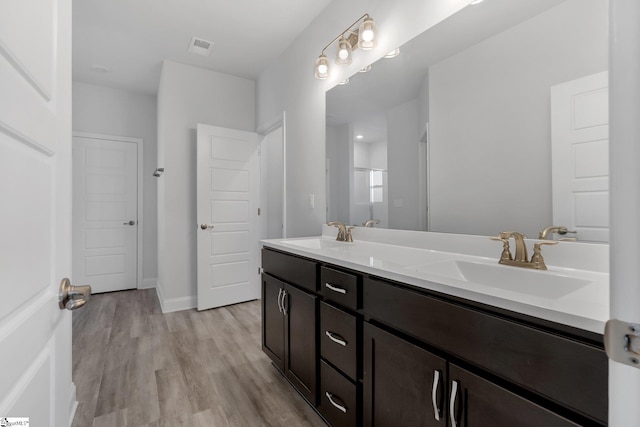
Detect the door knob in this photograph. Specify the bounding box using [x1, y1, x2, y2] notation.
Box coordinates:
[124, 220, 136, 226]
[58, 278, 91, 311]
[200, 224, 214, 230]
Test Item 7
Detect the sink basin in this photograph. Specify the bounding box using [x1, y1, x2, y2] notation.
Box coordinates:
[281, 238, 346, 250]
[407, 260, 590, 298]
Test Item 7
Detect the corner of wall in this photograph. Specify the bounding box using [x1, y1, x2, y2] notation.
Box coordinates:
[154, 281, 196, 313]
[140, 277, 158, 289]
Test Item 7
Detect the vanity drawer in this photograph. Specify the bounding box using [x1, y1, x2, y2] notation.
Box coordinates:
[362, 277, 608, 424]
[262, 249, 317, 292]
[319, 360, 358, 427]
[321, 302, 358, 380]
[321, 266, 359, 310]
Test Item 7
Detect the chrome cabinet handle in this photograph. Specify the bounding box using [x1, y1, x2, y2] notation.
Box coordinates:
[277, 288, 283, 313]
[431, 370, 441, 421]
[325, 392, 347, 413]
[450, 380, 459, 427]
[325, 331, 347, 346]
[123, 220, 136, 226]
[200, 223, 214, 230]
[282, 290, 288, 316]
[325, 283, 347, 294]
[58, 278, 91, 311]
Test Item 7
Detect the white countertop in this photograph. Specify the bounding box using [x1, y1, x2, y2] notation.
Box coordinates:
[261, 229, 609, 335]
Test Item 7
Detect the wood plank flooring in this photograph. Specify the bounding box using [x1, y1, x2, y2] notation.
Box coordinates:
[72, 289, 326, 427]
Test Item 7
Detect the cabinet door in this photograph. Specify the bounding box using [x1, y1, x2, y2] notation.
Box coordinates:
[284, 283, 318, 405]
[262, 274, 284, 371]
[448, 364, 580, 427]
[363, 322, 447, 426]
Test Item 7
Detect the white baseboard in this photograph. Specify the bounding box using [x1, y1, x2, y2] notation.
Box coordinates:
[139, 277, 157, 289]
[155, 280, 196, 313]
[68, 383, 77, 427]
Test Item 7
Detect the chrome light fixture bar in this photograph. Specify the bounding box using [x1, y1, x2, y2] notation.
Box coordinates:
[314, 13, 377, 80]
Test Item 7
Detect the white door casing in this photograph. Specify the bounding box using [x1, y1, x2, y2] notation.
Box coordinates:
[196, 124, 261, 311]
[72, 134, 140, 293]
[551, 71, 609, 242]
[0, 0, 75, 425]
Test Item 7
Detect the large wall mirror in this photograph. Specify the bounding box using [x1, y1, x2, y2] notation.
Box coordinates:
[326, 0, 608, 241]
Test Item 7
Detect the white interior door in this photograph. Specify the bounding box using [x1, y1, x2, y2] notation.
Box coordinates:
[551, 71, 609, 242]
[72, 136, 138, 293]
[0, 0, 76, 425]
[196, 124, 261, 311]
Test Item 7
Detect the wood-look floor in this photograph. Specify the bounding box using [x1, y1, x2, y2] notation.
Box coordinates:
[71, 289, 326, 427]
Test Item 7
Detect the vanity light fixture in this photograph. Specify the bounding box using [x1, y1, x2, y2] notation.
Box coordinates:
[356, 134, 364, 139]
[314, 14, 377, 79]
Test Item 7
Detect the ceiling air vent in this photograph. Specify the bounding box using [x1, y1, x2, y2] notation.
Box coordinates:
[188, 36, 214, 57]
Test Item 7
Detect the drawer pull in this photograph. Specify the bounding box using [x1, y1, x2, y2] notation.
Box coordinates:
[431, 370, 441, 421]
[450, 380, 459, 427]
[325, 283, 347, 294]
[325, 391, 348, 413]
[325, 330, 347, 346]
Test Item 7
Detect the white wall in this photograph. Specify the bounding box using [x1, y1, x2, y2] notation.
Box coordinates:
[428, 0, 608, 237]
[72, 82, 158, 287]
[262, 126, 284, 239]
[156, 60, 255, 311]
[256, 0, 470, 237]
[387, 98, 421, 230]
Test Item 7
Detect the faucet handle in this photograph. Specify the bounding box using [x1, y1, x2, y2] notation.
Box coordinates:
[531, 241, 558, 270]
[327, 221, 346, 241]
[490, 236, 512, 262]
[345, 226, 355, 242]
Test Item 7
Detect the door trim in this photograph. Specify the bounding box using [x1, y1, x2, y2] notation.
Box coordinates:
[72, 131, 144, 289]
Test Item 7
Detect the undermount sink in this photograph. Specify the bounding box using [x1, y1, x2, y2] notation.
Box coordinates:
[407, 260, 590, 298]
[282, 238, 347, 250]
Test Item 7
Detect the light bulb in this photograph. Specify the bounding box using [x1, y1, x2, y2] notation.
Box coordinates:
[335, 36, 353, 65]
[315, 54, 330, 79]
[358, 16, 377, 50]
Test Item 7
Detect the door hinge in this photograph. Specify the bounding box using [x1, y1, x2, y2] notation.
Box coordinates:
[258, 267, 263, 275]
[258, 208, 261, 216]
[605, 319, 640, 368]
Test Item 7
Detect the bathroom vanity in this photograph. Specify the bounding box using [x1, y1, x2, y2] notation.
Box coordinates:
[261, 228, 609, 427]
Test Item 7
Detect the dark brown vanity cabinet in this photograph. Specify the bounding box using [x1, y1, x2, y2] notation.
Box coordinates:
[262, 250, 318, 405]
[362, 276, 607, 426]
[448, 364, 580, 427]
[261, 247, 608, 427]
[318, 268, 361, 427]
[363, 322, 447, 426]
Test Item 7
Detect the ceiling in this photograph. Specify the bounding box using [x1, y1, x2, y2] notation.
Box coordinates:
[72, 0, 333, 95]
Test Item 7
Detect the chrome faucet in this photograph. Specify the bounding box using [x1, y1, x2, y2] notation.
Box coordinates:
[538, 225, 576, 240]
[327, 221, 354, 242]
[491, 231, 558, 270]
[362, 219, 380, 227]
